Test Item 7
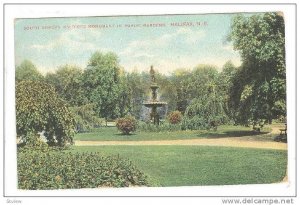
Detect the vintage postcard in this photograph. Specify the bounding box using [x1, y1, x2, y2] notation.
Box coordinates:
[3, 4, 297, 201]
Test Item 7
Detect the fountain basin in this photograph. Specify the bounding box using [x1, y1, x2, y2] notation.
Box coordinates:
[150, 84, 159, 89]
[143, 101, 167, 108]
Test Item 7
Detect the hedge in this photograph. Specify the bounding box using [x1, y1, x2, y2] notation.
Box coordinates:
[18, 150, 149, 189]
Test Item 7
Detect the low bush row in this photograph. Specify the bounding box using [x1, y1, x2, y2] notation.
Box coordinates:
[18, 149, 149, 190]
[116, 111, 183, 134]
[137, 121, 181, 132]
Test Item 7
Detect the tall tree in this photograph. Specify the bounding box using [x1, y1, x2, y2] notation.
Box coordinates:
[82, 51, 122, 124]
[218, 61, 238, 121]
[116, 68, 132, 118]
[182, 80, 228, 130]
[124, 71, 148, 119]
[170, 68, 193, 113]
[229, 12, 286, 125]
[16, 60, 43, 81]
[45, 65, 87, 106]
[170, 65, 220, 113]
[154, 72, 177, 115]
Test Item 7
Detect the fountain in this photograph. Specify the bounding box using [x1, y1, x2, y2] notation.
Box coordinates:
[143, 66, 167, 125]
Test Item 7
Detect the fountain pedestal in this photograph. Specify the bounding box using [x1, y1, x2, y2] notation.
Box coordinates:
[143, 66, 167, 125]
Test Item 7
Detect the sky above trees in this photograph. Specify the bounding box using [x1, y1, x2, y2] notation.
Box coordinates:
[14, 13, 248, 75]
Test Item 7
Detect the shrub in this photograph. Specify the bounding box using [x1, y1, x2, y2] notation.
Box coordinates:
[116, 116, 137, 135]
[167, 111, 182, 124]
[138, 121, 181, 132]
[18, 150, 149, 189]
[17, 132, 49, 152]
[70, 103, 103, 132]
[16, 81, 75, 147]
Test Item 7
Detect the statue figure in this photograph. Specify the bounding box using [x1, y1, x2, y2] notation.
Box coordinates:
[150, 65, 155, 83]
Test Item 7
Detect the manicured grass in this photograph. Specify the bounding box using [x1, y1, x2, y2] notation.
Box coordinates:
[69, 146, 287, 186]
[74, 125, 272, 141]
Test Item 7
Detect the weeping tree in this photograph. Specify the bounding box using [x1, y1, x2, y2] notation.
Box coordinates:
[16, 81, 75, 147]
[182, 83, 228, 130]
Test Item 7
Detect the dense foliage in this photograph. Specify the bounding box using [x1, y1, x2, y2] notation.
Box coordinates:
[83, 52, 122, 122]
[229, 12, 286, 126]
[45, 65, 87, 106]
[16, 81, 75, 146]
[182, 84, 228, 130]
[69, 103, 103, 132]
[180, 66, 228, 130]
[124, 71, 149, 119]
[19, 132, 50, 152]
[218, 61, 238, 120]
[116, 116, 137, 135]
[16, 60, 44, 82]
[18, 150, 149, 189]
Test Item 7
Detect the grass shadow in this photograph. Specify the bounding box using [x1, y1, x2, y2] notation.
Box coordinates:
[274, 135, 287, 143]
[199, 131, 270, 139]
[114, 133, 138, 136]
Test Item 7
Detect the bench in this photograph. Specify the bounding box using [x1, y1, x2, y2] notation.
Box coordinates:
[279, 128, 287, 135]
[279, 124, 287, 136]
[274, 124, 287, 143]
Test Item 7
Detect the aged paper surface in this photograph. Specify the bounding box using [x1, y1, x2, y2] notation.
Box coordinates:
[3, 3, 297, 204]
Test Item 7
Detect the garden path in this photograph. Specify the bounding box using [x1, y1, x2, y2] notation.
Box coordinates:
[75, 125, 287, 150]
[75, 138, 286, 150]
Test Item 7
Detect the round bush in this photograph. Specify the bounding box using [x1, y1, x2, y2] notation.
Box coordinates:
[167, 111, 183, 124]
[116, 116, 137, 135]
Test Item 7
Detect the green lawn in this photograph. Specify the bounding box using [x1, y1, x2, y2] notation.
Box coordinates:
[74, 125, 273, 141]
[69, 146, 287, 186]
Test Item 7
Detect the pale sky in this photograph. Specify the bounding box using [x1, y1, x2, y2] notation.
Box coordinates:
[14, 13, 243, 75]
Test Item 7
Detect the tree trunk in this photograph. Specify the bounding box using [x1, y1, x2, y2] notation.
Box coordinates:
[268, 117, 272, 124]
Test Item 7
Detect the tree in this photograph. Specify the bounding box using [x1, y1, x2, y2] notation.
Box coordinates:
[116, 69, 132, 118]
[218, 61, 238, 121]
[16, 81, 75, 146]
[69, 103, 103, 132]
[124, 71, 148, 119]
[45, 65, 87, 106]
[182, 82, 228, 130]
[170, 68, 193, 113]
[170, 65, 220, 114]
[16, 60, 43, 81]
[154, 72, 177, 116]
[229, 12, 286, 125]
[82, 51, 122, 124]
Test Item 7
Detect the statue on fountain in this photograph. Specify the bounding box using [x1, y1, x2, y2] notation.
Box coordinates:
[150, 65, 156, 83]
